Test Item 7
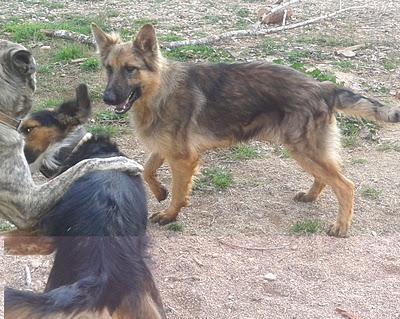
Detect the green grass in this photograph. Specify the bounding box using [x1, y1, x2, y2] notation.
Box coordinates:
[291, 219, 324, 235]
[383, 59, 398, 71]
[297, 35, 356, 47]
[194, 168, 233, 191]
[42, 1, 65, 9]
[53, 44, 85, 63]
[167, 222, 184, 232]
[334, 60, 355, 72]
[337, 115, 380, 148]
[80, 57, 100, 71]
[262, 39, 279, 55]
[95, 110, 128, 123]
[236, 7, 250, 18]
[159, 34, 184, 42]
[4, 16, 108, 42]
[205, 15, 225, 24]
[287, 50, 310, 64]
[35, 98, 63, 111]
[164, 45, 233, 62]
[351, 158, 368, 165]
[377, 143, 400, 152]
[272, 58, 284, 65]
[133, 18, 158, 27]
[231, 144, 261, 160]
[37, 64, 53, 75]
[0, 220, 14, 232]
[360, 186, 381, 200]
[87, 124, 123, 137]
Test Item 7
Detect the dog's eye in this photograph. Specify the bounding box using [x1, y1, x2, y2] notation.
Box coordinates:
[21, 126, 35, 135]
[125, 66, 137, 74]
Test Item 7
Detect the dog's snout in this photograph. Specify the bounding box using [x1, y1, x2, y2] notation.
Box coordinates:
[103, 89, 118, 105]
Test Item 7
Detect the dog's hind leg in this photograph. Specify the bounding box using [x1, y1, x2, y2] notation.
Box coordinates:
[150, 153, 199, 225]
[290, 150, 354, 237]
[143, 153, 168, 202]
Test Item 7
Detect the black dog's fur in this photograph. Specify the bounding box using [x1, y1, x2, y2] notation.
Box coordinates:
[5, 86, 165, 319]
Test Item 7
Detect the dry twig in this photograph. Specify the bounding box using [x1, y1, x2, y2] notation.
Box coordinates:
[217, 238, 289, 252]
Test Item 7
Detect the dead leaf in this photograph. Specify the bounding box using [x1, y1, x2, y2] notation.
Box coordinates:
[335, 44, 365, 58]
[335, 307, 362, 319]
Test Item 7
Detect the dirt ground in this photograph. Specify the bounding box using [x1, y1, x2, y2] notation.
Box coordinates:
[1, 0, 400, 318]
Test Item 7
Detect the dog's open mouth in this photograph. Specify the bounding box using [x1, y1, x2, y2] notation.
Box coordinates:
[114, 88, 141, 114]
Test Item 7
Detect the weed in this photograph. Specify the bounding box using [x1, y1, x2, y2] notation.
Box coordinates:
[291, 219, 323, 235]
[80, 57, 100, 71]
[164, 45, 232, 62]
[194, 168, 232, 191]
[236, 8, 250, 18]
[37, 64, 53, 75]
[334, 60, 355, 72]
[167, 222, 184, 232]
[95, 110, 128, 123]
[351, 158, 368, 165]
[53, 44, 85, 63]
[4, 22, 47, 42]
[287, 50, 310, 64]
[337, 115, 380, 147]
[383, 59, 398, 71]
[87, 124, 123, 137]
[273, 145, 290, 159]
[159, 34, 185, 42]
[360, 186, 381, 200]
[272, 58, 284, 65]
[35, 98, 63, 111]
[133, 18, 158, 28]
[262, 39, 278, 55]
[232, 144, 261, 160]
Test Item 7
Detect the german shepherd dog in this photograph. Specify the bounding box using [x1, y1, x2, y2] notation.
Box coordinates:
[5, 84, 166, 319]
[0, 40, 141, 230]
[91, 24, 400, 237]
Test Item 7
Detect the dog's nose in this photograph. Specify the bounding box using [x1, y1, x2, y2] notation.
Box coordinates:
[103, 89, 117, 105]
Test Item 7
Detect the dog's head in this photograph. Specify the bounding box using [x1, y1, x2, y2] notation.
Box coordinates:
[91, 23, 162, 114]
[21, 84, 92, 165]
[0, 40, 36, 119]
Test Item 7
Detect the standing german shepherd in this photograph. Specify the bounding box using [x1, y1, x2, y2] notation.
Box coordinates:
[91, 23, 400, 237]
[5, 85, 165, 319]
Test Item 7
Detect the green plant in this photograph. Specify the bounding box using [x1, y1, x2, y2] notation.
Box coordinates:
[232, 144, 261, 160]
[287, 50, 310, 63]
[4, 22, 47, 42]
[87, 124, 122, 137]
[164, 45, 232, 62]
[377, 143, 400, 152]
[37, 64, 53, 75]
[360, 186, 381, 200]
[167, 222, 184, 232]
[351, 158, 368, 165]
[291, 219, 324, 235]
[35, 98, 63, 111]
[334, 60, 355, 72]
[80, 57, 100, 71]
[95, 110, 128, 123]
[159, 34, 184, 42]
[262, 39, 278, 55]
[273, 145, 290, 159]
[0, 221, 14, 232]
[194, 168, 233, 191]
[53, 44, 85, 62]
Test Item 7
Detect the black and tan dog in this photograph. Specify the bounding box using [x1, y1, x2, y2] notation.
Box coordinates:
[91, 23, 400, 237]
[5, 85, 165, 319]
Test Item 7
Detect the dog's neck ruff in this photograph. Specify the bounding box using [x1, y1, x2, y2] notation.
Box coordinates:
[0, 111, 20, 130]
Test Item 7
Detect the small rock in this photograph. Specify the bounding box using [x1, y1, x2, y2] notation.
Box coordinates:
[264, 273, 277, 281]
[371, 231, 377, 237]
[40, 45, 51, 51]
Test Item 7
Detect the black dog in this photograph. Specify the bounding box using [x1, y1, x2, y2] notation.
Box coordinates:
[5, 84, 166, 319]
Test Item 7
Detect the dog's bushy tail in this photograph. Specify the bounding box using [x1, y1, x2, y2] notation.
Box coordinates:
[320, 81, 400, 123]
[5, 276, 106, 319]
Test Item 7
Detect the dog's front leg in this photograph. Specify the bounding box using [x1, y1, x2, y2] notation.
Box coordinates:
[150, 154, 199, 225]
[143, 153, 168, 202]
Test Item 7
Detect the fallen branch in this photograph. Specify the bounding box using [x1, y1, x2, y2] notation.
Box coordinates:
[24, 264, 32, 289]
[42, 5, 366, 49]
[335, 307, 362, 319]
[217, 238, 289, 252]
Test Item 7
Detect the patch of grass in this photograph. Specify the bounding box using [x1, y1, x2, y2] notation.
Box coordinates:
[133, 18, 158, 28]
[334, 60, 355, 72]
[53, 44, 85, 63]
[272, 58, 284, 65]
[291, 219, 324, 235]
[262, 39, 279, 55]
[351, 158, 368, 165]
[42, 1, 65, 9]
[87, 124, 123, 137]
[37, 64, 53, 75]
[194, 168, 233, 191]
[307, 68, 337, 83]
[273, 145, 290, 159]
[236, 8, 250, 18]
[337, 115, 380, 147]
[35, 98, 63, 111]
[287, 50, 310, 64]
[205, 15, 224, 24]
[80, 57, 100, 71]
[167, 222, 184, 232]
[106, 10, 120, 18]
[56, 15, 108, 35]
[383, 59, 398, 71]
[4, 22, 47, 42]
[377, 143, 400, 152]
[360, 186, 381, 200]
[159, 34, 184, 42]
[164, 45, 233, 62]
[297, 35, 355, 47]
[231, 144, 261, 160]
[95, 110, 128, 123]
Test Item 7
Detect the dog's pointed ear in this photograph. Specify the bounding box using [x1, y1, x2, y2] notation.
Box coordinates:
[57, 84, 92, 126]
[11, 49, 36, 75]
[133, 24, 158, 53]
[91, 23, 114, 55]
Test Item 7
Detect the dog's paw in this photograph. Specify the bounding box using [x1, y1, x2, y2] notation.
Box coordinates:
[293, 191, 315, 203]
[327, 222, 349, 238]
[150, 211, 177, 225]
[155, 186, 169, 202]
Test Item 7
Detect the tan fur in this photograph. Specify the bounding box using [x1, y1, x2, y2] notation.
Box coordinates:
[2, 229, 55, 255]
